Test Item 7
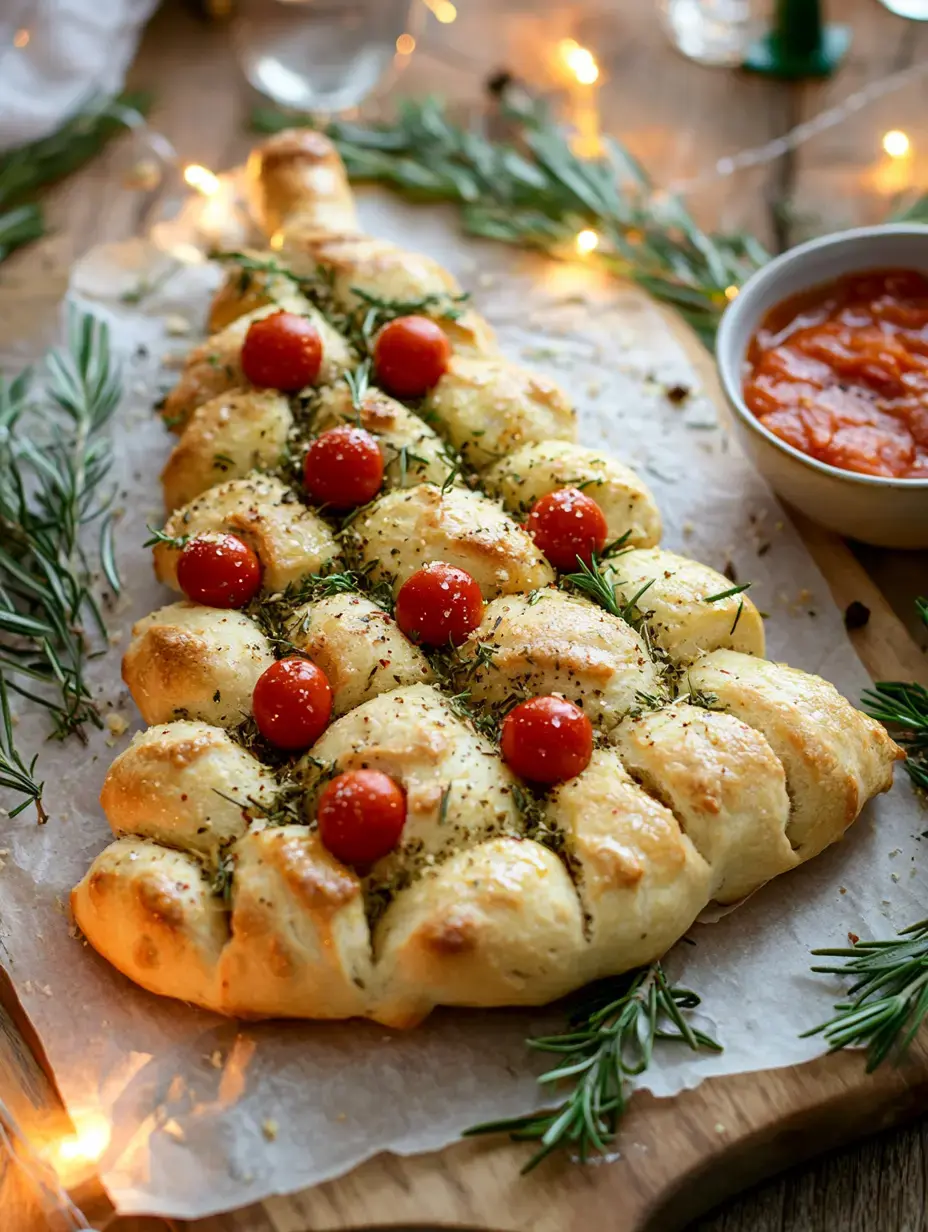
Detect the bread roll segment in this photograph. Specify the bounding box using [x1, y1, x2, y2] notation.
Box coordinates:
[155, 474, 340, 594]
[72, 127, 903, 1026]
[457, 590, 663, 731]
[100, 721, 279, 862]
[162, 388, 292, 511]
[123, 602, 274, 727]
[612, 704, 797, 903]
[71, 838, 228, 1010]
[685, 651, 902, 860]
[425, 355, 577, 470]
[287, 592, 433, 716]
[483, 439, 662, 549]
[311, 385, 458, 491]
[607, 548, 765, 664]
[349, 483, 554, 599]
[299, 684, 521, 873]
[218, 827, 372, 1020]
[162, 298, 352, 432]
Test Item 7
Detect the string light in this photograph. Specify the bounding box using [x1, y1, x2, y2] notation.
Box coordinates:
[725, 285, 740, 301]
[575, 229, 599, 254]
[13, 28, 29, 48]
[423, 0, 457, 21]
[558, 38, 600, 85]
[183, 164, 221, 197]
[52, 1112, 111, 1170]
[395, 32, 416, 55]
[882, 129, 910, 159]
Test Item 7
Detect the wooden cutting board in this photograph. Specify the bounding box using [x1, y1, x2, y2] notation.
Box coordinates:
[2, 330, 927, 1232]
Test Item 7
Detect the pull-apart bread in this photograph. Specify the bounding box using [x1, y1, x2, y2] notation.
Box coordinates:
[72, 130, 901, 1027]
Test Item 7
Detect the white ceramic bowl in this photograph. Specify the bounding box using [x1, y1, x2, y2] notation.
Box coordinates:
[715, 224, 928, 548]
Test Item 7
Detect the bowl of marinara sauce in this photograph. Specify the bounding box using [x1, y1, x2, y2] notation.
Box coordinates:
[716, 224, 928, 548]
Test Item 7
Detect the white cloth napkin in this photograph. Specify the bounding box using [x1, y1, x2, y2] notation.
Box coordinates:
[0, 0, 158, 152]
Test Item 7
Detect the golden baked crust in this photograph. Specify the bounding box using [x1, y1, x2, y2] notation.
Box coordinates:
[162, 388, 292, 511]
[311, 385, 459, 491]
[456, 590, 663, 731]
[483, 440, 662, 548]
[123, 602, 274, 727]
[608, 548, 765, 663]
[155, 473, 340, 594]
[287, 593, 434, 716]
[162, 298, 352, 432]
[348, 483, 555, 599]
[72, 130, 902, 1026]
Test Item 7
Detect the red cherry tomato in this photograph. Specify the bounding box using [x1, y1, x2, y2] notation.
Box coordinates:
[500, 696, 593, 785]
[526, 487, 609, 571]
[317, 769, 407, 866]
[176, 534, 262, 608]
[241, 311, 323, 391]
[395, 563, 484, 647]
[373, 315, 451, 399]
[303, 425, 384, 510]
[252, 657, 333, 750]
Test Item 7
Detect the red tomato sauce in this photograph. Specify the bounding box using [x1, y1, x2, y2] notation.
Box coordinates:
[743, 268, 928, 478]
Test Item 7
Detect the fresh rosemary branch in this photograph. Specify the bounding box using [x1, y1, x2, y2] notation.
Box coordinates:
[252, 95, 769, 346]
[0, 306, 124, 819]
[0, 675, 45, 822]
[803, 920, 928, 1071]
[562, 554, 620, 616]
[0, 92, 151, 265]
[466, 962, 720, 1170]
[861, 596, 928, 791]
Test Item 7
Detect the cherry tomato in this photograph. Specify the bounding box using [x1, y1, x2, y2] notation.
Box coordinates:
[395, 563, 484, 647]
[303, 425, 384, 510]
[176, 534, 262, 608]
[373, 315, 451, 399]
[252, 657, 333, 750]
[241, 311, 323, 391]
[317, 769, 407, 866]
[500, 695, 593, 785]
[526, 487, 609, 571]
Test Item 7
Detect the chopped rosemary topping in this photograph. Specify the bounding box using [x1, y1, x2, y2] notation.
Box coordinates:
[804, 919, 928, 1071]
[466, 962, 720, 1170]
[562, 554, 620, 616]
[729, 597, 745, 636]
[703, 582, 752, 604]
[143, 525, 189, 550]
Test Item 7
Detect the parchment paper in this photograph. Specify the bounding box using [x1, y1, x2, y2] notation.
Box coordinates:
[0, 189, 924, 1220]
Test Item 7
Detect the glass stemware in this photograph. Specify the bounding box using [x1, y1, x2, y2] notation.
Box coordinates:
[231, 0, 423, 116]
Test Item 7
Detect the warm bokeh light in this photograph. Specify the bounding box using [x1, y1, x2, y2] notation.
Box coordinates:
[424, 0, 457, 21]
[183, 164, 221, 197]
[13, 28, 29, 48]
[45, 1111, 111, 1182]
[575, 229, 600, 254]
[725, 284, 740, 301]
[395, 32, 416, 55]
[882, 130, 911, 159]
[559, 38, 600, 85]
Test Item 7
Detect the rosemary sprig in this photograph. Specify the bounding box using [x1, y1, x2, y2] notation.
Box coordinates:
[0, 307, 123, 819]
[252, 95, 769, 346]
[562, 553, 620, 616]
[703, 582, 752, 603]
[861, 596, 928, 791]
[0, 92, 151, 265]
[803, 920, 928, 1071]
[466, 962, 720, 1170]
[0, 675, 45, 822]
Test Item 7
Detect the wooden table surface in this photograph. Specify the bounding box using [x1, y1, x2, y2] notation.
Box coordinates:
[4, 1, 928, 1228]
